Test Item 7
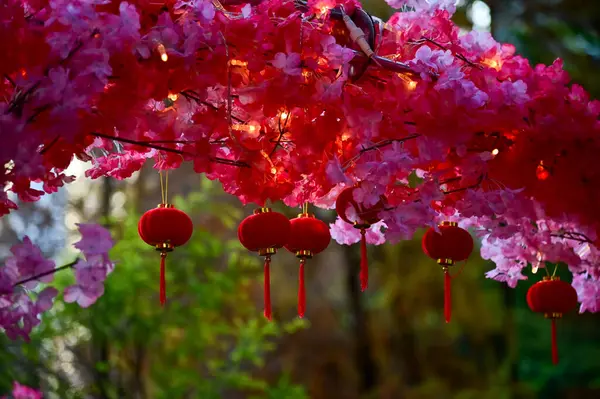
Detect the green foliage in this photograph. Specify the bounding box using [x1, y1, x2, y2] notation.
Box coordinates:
[1, 184, 307, 398]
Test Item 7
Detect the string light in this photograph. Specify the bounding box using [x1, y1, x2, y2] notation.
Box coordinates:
[233, 121, 261, 139]
[156, 43, 168, 62]
[279, 110, 289, 121]
[483, 58, 500, 70]
[168, 93, 178, 101]
[229, 59, 248, 67]
[536, 161, 550, 180]
[492, 148, 499, 156]
[397, 73, 417, 90]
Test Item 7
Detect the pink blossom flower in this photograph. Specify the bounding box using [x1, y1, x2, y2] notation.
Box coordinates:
[7, 381, 43, 399]
[330, 217, 386, 245]
[272, 52, 302, 76]
[74, 223, 114, 257]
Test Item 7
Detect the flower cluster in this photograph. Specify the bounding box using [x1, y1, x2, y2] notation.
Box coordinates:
[1, 1, 599, 310]
[1, 224, 114, 340]
[1, 382, 42, 399]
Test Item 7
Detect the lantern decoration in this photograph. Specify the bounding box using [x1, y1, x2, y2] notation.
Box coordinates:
[238, 207, 291, 320]
[138, 203, 193, 306]
[526, 276, 578, 365]
[422, 221, 474, 323]
[335, 186, 385, 291]
[285, 203, 331, 318]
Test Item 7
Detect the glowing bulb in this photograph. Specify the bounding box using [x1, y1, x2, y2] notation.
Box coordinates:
[492, 148, 499, 156]
[157, 43, 168, 62]
[229, 59, 248, 67]
[536, 161, 550, 180]
[483, 59, 500, 70]
[317, 2, 331, 17]
[246, 121, 260, 139]
[168, 93, 178, 101]
[279, 110, 289, 121]
[271, 166, 277, 174]
[407, 80, 417, 90]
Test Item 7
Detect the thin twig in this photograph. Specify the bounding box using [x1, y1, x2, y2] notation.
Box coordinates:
[442, 174, 484, 194]
[180, 90, 246, 123]
[14, 259, 79, 287]
[89, 132, 250, 167]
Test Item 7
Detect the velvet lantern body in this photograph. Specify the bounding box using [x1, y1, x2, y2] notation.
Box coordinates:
[285, 213, 331, 318]
[335, 186, 385, 291]
[138, 204, 193, 306]
[527, 276, 578, 365]
[238, 208, 291, 320]
[422, 221, 474, 323]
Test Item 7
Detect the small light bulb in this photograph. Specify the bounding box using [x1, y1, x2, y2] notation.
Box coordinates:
[157, 43, 168, 62]
[492, 148, 499, 156]
[168, 93, 178, 101]
[271, 166, 277, 174]
[407, 80, 417, 90]
[246, 121, 260, 138]
[279, 111, 289, 121]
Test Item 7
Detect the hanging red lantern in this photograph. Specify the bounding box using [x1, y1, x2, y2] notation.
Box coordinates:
[285, 209, 331, 318]
[335, 186, 385, 291]
[527, 276, 578, 365]
[138, 203, 193, 306]
[238, 207, 291, 321]
[422, 221, 473, 323]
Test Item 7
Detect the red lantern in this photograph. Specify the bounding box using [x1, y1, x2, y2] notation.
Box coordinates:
[527, 276, 578, 365]
[335, 186, 385, 291]
[238, 208, 291, 320]
[422, 221, 473, 323]
[138, 204, 193, 306]
[285, 212, 331, 318]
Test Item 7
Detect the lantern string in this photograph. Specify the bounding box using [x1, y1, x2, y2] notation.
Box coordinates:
[360, 228, 368, 291]
[264, 255, 272, 321]
[551, 318, 559, 365]
[160, 252, 167, 307]
[298, 259, 306, 318]
[444, 269, 452, 323]
[449, 259, 468, 279]
[551, 263, 559, 277]
[165, 170, 169, 204]
[159, 170, 165, 204]
[302, 202, 308, 214]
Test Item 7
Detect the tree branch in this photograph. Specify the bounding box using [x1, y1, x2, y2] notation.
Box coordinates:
[89, 132, 250, 168]
[13, 259, 79, 287]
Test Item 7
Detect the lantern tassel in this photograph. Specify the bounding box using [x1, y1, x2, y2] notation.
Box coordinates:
[160, 252, 167, 307]
[360, 228, 368, 292]
[444, 268, 451, 323]
[298, 259, 306, 319]
[264, 255, 272, 321]
[551, 318, 559, 365]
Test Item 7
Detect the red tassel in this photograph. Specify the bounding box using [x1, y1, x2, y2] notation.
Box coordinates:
[160, 252, 167, 307]
[264, 256, 272, 321]
[298, 259, 306, 318]
[551, 318, 559, 365]
[444, 269, 451, 323]
[360, 228, 368, 292]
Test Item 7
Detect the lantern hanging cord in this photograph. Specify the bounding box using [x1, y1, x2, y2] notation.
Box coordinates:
[302, 202, 308, 214]
[159, 169, 169, 204]
[449, 259, 468, 279]
[159, 170, 165, 204]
